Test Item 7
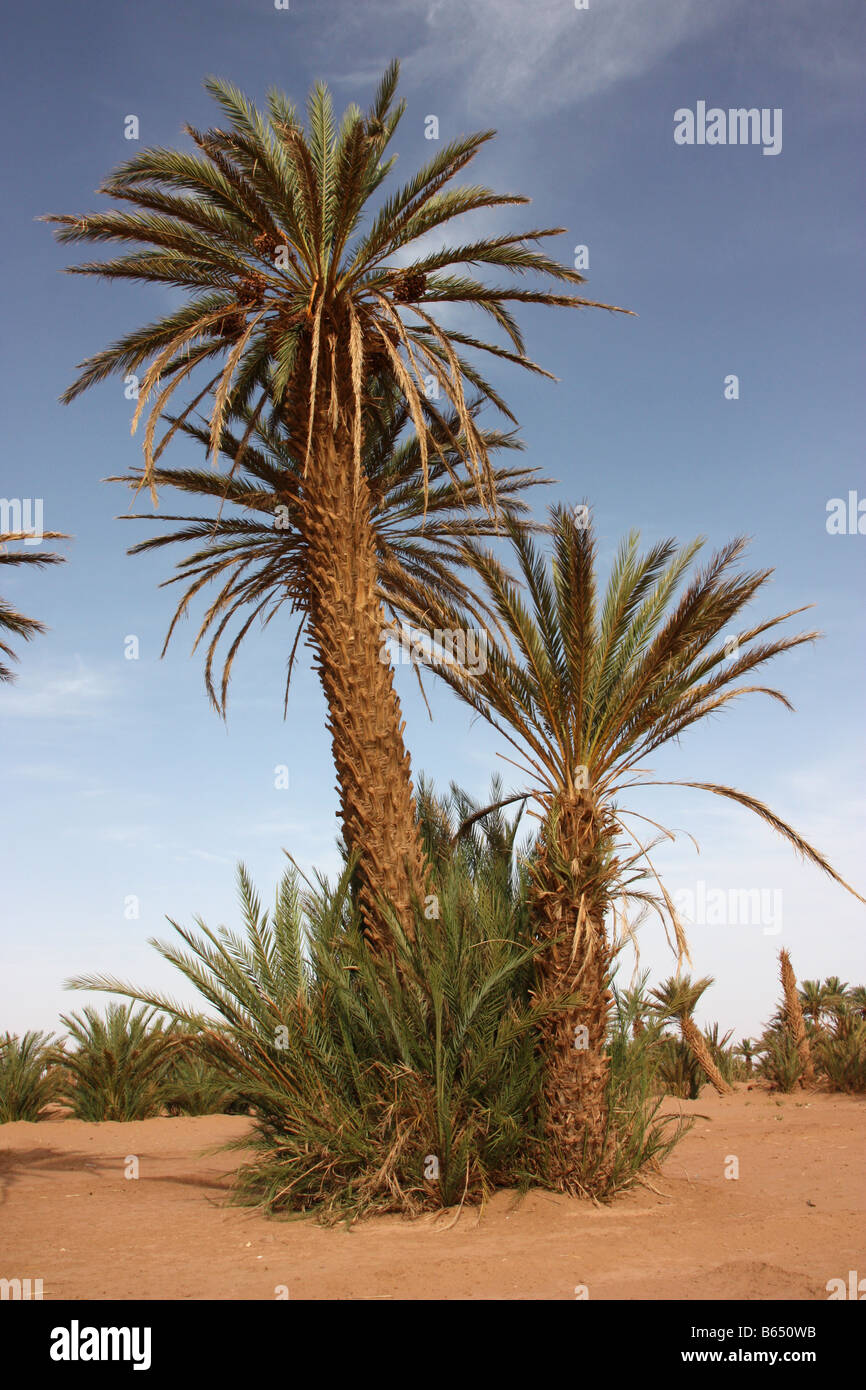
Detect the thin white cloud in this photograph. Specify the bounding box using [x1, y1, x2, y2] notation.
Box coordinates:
[332, 0, 861, 120]
[350, 0, 725, 116]
[0, 659, 116, 720]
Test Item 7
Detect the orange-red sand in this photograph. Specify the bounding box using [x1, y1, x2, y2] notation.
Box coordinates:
[2, 1087, 863, 1300]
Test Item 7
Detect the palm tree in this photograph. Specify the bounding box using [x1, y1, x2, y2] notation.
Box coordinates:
[44, 63, 629, 944]
[109, 393, 544, 941]
[421, 505, 863, 1188]
[0, 532, 67, 682]
[649, 975, 732, 1096]
[821, 976, 850, 1022]
[736, 1037, 757, 1077]
[779, 949, 815, 1085]
[798, 979, 827, 1029]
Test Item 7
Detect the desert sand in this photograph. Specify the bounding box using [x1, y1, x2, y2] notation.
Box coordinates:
[1, 1086, 863, 1301]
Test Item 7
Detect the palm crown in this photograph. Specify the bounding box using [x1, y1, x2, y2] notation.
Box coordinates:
[44, 61, 628, 503]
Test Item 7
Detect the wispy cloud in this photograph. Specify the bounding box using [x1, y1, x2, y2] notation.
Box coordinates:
[331, 0, 863, 120]
[0, 659, 116, 720]
[342, 0, 724, 117]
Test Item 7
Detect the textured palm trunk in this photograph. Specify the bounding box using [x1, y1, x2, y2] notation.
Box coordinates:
[530, 792, 615, 1191]
[298, 417, 428, 951]
[779, 949, 815, 1085]
[679, 1016, 733, 1095]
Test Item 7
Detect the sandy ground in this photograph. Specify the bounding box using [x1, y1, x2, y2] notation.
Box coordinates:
[1, 1086, 863, 1300]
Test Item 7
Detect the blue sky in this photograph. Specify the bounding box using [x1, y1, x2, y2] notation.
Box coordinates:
[1, 0, 863, 1039]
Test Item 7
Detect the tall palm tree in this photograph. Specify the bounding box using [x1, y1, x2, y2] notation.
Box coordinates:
[421, 506, 863, 1188]
[44, 62, 629, 943]
[649, 975, 732, 1096]
[0, 532, 67, 682]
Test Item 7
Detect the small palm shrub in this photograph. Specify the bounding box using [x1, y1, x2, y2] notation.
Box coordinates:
[816, 1016, 866, 1093]
[757, 1029, 804, 1092]
[0, 1031, 62, 1122]
[59, 1003, 178, 1121]
[71, 860, 550, 1218]
[656, 1035, 704, 1100]
[603, 979, 691, 1187]
[703, 1022, 738, 1084]
[162, 1044, 247, 1117]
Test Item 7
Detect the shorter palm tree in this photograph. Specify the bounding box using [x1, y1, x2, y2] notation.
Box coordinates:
[0, 532, 67, 682]
[650, 975, 733, 1096]
[419, 506, 863, 1189]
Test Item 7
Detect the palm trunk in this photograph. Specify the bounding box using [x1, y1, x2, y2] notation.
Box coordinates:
[779, 949, 815, 1085]
[298, 417, 428, 950]
[679, 1016, 732, 1095]
[530, 793, 615, 1191]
